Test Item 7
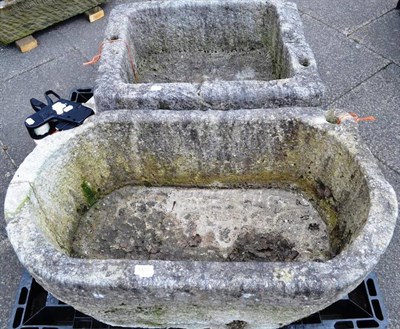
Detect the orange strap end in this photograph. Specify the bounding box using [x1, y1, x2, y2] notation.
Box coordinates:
[83, 54, 101, 66]
[337, 112, 376, 124]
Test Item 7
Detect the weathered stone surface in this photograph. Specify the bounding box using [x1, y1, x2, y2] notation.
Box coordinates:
[4, 108, 397, 328]
[0, 147, 15, 241]
[94, 0, 325, 111]
[72, 186, 331, 262]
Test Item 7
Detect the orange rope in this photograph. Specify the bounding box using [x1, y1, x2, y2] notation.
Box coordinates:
[84, 39, 139, 82]
[337, 112, 376, 124]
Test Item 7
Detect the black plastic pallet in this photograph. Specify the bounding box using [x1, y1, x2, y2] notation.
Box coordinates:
[9, 272, 388, 329]
[282, 272, 387, 329]
[69, 88, 94, 104]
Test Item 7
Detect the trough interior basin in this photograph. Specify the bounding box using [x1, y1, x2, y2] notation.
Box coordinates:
[73, 185, 331, 262]
[27, 110, 369, 263]
[125, 0, 292, 84]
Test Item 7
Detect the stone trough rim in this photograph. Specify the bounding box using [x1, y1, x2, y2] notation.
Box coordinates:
[5, 108, 397, 301]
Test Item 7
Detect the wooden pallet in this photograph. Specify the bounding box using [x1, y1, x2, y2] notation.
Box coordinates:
[85, 6, 105, 23]
[13, 5, 104, 53]
[15, 35, 38, 53]
[0, 0, 106, 45]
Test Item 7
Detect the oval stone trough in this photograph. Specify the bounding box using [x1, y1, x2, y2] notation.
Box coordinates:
[4, 108, 397, 329]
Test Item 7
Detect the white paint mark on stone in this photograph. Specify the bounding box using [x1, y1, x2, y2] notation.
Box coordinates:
[134, 265, 154, 278]
[150, 85, 162, 91]
[93, 292, 105, 299]
[312, 116, 328, 125]
[235, 67, 256, 80]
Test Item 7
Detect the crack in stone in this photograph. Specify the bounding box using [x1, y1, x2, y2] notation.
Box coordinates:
[0, 139, 17, 169]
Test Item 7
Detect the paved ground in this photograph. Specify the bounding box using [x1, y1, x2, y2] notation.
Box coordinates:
[0, 0, 399, 328]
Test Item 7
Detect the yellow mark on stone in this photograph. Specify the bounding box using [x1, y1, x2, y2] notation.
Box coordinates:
[273, 268, 294, 283]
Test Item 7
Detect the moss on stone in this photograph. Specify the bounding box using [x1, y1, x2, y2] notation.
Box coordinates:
[14, 195, 30, 214]
[81, 180, 98, 207]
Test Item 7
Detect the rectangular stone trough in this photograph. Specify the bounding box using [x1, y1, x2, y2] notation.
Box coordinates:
[5, 108, 397, 329]
[94, 0, 325, 111]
